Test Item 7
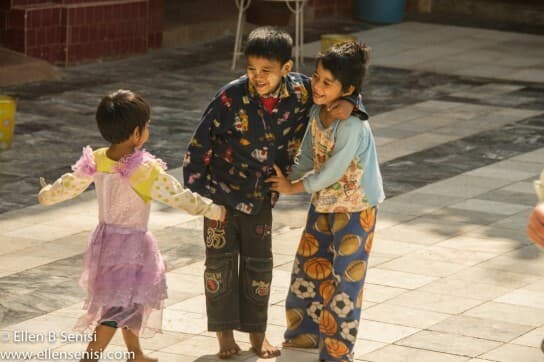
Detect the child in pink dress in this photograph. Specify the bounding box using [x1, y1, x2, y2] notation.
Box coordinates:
[38, 90, 225, 362]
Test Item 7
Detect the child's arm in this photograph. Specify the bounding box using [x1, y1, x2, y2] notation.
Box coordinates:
[183, 98, 227, 197]
[327, 94, 368, 122]
[287, 124, 314, 181]
[38, 146, 95, 206]
[151, 171, 225, 221]
[38, 173, 93, 206]
[266, 165, 305, 194]
[132, 162, 225, 221]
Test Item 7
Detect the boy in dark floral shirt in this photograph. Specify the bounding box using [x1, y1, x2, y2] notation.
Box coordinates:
[183, 27, 367, 359]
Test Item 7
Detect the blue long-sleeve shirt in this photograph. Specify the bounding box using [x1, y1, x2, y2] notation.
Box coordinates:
[289, 105, 385, 212]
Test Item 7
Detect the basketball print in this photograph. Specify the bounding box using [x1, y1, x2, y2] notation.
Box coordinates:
[297, 232, 319, 257]
[303, 257, 333, 280]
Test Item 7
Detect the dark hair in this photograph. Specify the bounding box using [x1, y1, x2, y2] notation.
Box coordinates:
[95, 90, 150, 144]
[316, 41, 370, 94]
[244, 26, 293, 65]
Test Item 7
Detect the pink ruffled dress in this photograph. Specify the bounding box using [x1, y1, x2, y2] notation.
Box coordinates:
[73, 148, 167, 337]
[39, 146, 223, 337]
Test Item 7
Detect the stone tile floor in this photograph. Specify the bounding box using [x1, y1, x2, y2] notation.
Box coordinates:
[0, 22, 544, 361]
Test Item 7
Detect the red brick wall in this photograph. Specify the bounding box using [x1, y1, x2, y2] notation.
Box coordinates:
[147, 0, 162, 48]
[25, 5, 65, 63]
[0, 0, 163, 64]
[64, 1, 149, 63]
[308, 0, 354, 18]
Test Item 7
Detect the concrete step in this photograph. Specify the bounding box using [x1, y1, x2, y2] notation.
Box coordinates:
[163, 19, 239, 49]
[0, 47, 58, 87]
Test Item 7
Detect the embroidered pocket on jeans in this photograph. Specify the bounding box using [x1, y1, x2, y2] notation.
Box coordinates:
[243, 257, 273, 305]
[204, 253, 233, 301]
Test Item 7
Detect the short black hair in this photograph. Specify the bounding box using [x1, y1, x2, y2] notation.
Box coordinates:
[316, 41, 370, 94]
[96, 90, 150, 144]
[244, 26, 293, 65]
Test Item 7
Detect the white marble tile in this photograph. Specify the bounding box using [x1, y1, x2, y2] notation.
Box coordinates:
[356, 320, 419, 343]
[4, 223, 83, 242]
[451, 83, 524, 97]
[419, 277, 512, 301]
[466, 167, 538, 182]
[411, 245, 497, 266]
[428, 315, 533, 342]
[162, 310, 207, 334]
[511, 326, 544, 348]
[378, 255, 467, 278]
[167, 295, 207, 315]
[397, 330, 501, 357]
[477, 248, 544, 277]
[366, 268, 436, 290]
[508, 68, 544, 83]
[464, 302, 544, 327]
[494, 289, 544, 309]
[416, 175, 512, 198]
[362, 344, 468, 362]
[363, 303, 450, 329]
[353, 339, 387, 357]
[500, 181, 539, 195]
[162, 335, 251, 358]
[363, 283, 408, 303]
[448, 199, 529, 216]
[450, 266, 540, 289]
[370, 239, 424, 256]
[436, 233, 525, 253]
[376, 224, 456, 245]
[481, 343, 543, 362]
[386, 290, 482, 314]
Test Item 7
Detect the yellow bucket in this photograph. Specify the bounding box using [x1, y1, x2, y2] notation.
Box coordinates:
[0, 96, 16, 151]
[320, 34, 357, 52]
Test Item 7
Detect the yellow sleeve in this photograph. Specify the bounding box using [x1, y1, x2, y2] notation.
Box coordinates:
[38, 173, 93, 206]
[129, 161, 162, 202]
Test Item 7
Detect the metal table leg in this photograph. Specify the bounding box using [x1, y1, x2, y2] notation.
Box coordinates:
[232, 0, 252, 71]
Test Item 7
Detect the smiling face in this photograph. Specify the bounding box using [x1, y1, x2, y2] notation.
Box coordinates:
[247, 56, 291, 97]
[311, 61, 353, 108]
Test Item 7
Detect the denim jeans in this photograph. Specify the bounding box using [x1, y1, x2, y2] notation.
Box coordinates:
[203, 203, 273, 332]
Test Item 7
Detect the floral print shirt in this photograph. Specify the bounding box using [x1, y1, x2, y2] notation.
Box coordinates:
[183, 73, 367, 215]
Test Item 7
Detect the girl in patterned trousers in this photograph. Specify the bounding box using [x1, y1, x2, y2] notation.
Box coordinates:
[266, 41, 384, 362]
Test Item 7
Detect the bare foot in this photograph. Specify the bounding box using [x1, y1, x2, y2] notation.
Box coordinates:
[216, 330, 241, 359]
[249, 332, 280, 359]
[128, 353, 158, 362]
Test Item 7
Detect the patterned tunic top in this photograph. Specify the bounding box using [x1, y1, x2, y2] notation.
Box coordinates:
[288, 105, 385, 213]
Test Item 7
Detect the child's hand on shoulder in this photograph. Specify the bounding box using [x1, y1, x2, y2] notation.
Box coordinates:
[328, 99, 354, 121]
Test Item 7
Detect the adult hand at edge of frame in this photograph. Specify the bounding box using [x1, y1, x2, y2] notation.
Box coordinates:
[527, 203, 544, 247]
